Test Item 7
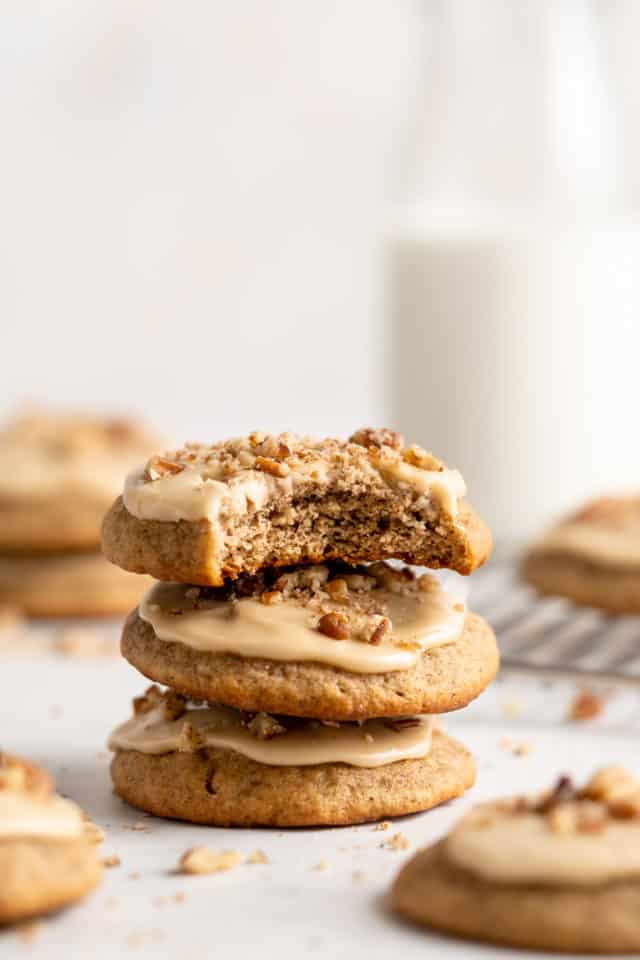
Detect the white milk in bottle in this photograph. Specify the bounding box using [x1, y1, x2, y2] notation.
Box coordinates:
[389, 1, 640, 543]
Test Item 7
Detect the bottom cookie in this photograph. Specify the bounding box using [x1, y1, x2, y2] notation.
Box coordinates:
[110, 728, 475, 828]
[0, 552, 150, 618]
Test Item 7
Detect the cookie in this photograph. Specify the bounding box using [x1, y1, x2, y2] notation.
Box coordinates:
[0, 552, 151, 618]
[522, 495, 640, 613]
[120, 563, 498, 719]
[109, 692, 475, 826]
[102, 428, 491, 585]
[0, 409, 159, 553]
[391, 767, 640, 954]
[0, 752, 102, 925]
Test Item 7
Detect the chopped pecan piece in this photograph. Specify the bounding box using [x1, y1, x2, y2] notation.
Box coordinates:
[146, 456, 185, 480]
[254, 456, 290, 478]
[246, 713, 287, 740]
[317, 611, 350, 640]
[349, 427, 404, 450]
[132, 685, 164, 715]
[369, 617, 390, 645]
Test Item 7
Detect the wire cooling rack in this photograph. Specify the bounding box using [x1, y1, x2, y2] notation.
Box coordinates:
[470, 559, 640, 686]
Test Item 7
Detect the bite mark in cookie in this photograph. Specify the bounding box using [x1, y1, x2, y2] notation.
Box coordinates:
[103, 428, 491, 584]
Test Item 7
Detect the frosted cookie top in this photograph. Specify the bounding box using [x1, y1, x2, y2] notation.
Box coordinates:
[0, 409, 158, 502]
[124, 427, 466, 524]
[444, 767, 640, 887]
[109, 685, 434, 769]
[138, 561, 467, 674]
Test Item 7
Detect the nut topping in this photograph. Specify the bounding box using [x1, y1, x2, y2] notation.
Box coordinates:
[369, 617, 390, 645]
[254, 456, 290, 478]
[349, 427, 404, 450]
[317, 611, 350, 641]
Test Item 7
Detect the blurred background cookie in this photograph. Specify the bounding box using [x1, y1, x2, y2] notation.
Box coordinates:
[0, 409, 158, 618]
[522, 496, 640, 614]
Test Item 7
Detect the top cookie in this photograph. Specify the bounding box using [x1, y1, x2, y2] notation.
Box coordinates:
[0, 409, 160, 553]
[102, 427, 491, 585]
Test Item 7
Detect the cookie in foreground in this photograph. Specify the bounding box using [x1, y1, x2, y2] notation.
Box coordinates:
[103, 427, 491, 585]
[109, 688, 476, 827]
[120, 562, 499, 719]
[391, 767, 640, 954]
[0, 752, 102, 924]
[522, 495, 640, 613]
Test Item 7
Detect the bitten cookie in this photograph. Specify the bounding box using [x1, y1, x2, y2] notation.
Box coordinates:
[120, 562, 498, 720]
[109, 689, 476, 827]
[0, 552, 151, 618]
[0, 752, 103, 925]
[102, 428, 491, 585]
[522, 495, 640, 613]
[392, 767, 640, 954]
[0, 409, 159, 553]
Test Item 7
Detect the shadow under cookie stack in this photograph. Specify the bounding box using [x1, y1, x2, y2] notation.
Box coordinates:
[103, 428, 498, 827]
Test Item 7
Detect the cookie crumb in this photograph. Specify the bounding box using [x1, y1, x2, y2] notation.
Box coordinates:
[178, 846, 241, 875]
[513, 742, 532, 757]
[385, 832, 410, 851]
[501, 698, 523, 719]
[372, 821, 390, 831]
[314, 859, 330, 871]
[102, 854, 121, 868]
[246, 849, 269, 864]
[84, 821, 104, 845]
[569, 689, 605, 723]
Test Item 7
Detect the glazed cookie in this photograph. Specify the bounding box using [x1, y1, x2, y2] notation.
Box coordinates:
[109, 688, 476, 827]
[392, 767, 640, 954]
[0, 552, 151, 618]
[0, 752, 102, 925]
[522, 495, 640, 613]
[102, 428, 491, 585]
[120, 563, 498, 719]
[0, 409, 159, 553]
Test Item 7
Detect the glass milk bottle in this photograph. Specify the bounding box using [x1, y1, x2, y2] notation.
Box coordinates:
[389, 0, 640, 544]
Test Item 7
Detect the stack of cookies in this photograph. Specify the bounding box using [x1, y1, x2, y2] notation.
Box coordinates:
[0, 410, 157, 618]
[104, 428, 498, 827]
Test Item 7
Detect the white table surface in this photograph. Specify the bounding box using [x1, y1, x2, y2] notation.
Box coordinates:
[2, 624, 639, 960]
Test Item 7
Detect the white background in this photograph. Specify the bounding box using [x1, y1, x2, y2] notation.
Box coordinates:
[2, 1, 640, 529]
[0, 1, 428, 441]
